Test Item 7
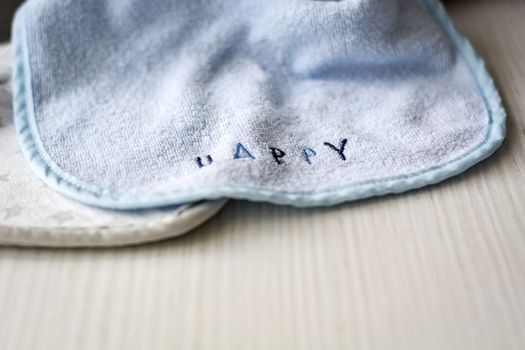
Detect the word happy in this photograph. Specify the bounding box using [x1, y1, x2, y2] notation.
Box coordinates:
[195, 139, 348, 168]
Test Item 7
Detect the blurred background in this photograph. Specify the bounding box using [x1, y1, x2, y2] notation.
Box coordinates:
[1, 0, 23, 42]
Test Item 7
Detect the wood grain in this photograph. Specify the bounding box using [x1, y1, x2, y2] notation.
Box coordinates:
[1, 1, 524, 349]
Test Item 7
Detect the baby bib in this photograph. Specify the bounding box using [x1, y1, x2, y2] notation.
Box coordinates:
[1, 43, 226, 247]
[11, 0, 505, 209]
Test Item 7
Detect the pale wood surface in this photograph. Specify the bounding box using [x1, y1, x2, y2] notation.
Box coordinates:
[1, 1, 524, 349]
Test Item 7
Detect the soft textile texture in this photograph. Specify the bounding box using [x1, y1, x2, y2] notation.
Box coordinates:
[12, 0, 505, 209]
[1, 43, 226, 247]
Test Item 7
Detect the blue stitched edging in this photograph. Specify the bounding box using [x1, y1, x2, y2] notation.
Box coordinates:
[11, 0, 506, 209]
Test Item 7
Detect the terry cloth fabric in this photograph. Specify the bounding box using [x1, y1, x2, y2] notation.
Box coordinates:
[1, 43, 226, 247]
[11, 0, 505, 209]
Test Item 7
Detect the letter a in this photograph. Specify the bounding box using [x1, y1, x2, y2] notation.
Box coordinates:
[234, 143, 256, 160]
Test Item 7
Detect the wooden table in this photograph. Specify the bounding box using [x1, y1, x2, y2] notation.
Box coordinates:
[1, 1, 524, 349]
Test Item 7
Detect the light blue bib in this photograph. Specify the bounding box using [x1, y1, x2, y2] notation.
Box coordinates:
[12, 0, 505, 209]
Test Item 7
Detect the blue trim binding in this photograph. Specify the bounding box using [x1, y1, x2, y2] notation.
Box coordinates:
[11, 0, 506, 209]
